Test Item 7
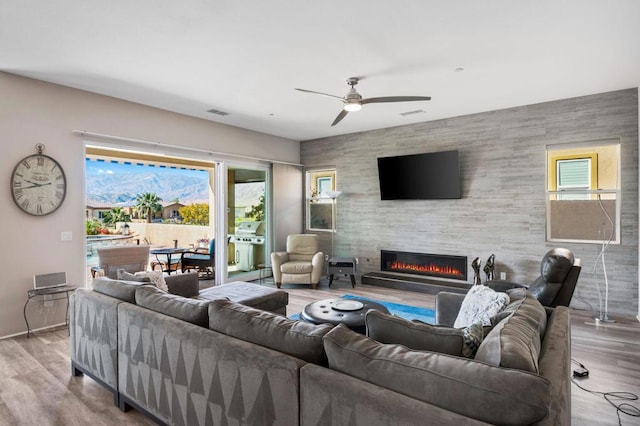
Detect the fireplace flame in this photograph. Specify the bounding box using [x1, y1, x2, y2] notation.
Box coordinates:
[389, 260, 463, 277]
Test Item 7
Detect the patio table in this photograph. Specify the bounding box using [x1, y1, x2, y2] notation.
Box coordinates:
[150, 248, 186, 275]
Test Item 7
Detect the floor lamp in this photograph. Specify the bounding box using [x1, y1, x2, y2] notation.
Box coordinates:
[592, 195, 616, 323]
[325, 191, 342, 258]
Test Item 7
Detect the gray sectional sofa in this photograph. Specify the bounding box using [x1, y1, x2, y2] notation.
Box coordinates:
[70, 277, 571, 425]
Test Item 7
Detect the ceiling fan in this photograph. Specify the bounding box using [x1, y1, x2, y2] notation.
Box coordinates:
[295, 77, 431, 126]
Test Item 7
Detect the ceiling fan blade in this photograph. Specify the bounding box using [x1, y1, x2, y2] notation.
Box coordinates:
[295, 88, 343, 100]
[361, 96, 431, 104]
[331, 109, 349, 126]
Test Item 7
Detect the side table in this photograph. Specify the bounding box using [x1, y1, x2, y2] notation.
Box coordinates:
[258, 263, 272, 285]
[328, 257, 357, 288]
[24, 285, 76, 338]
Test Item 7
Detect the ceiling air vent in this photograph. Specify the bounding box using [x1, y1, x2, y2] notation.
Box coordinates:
[207, 108, 230, 116]
[400, 109, 425, 117]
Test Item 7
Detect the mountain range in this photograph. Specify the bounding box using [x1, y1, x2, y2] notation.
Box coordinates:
[86, 164, 263, 207]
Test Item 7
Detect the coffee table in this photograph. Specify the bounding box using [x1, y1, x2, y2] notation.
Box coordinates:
[301, 298, 390, 334]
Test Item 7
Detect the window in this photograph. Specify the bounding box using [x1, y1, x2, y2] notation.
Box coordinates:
[306, 168, 337, 231]
[546, 141, 620, 244]
[550, 153, 597, 200]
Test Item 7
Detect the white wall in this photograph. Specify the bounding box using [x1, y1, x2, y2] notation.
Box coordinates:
[0, 72, 299, 338]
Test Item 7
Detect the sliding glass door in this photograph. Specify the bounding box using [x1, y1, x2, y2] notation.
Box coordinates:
[215, 162, 270, 283]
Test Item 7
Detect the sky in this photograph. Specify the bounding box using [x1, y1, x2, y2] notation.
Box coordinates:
[85, 159, 208, 179]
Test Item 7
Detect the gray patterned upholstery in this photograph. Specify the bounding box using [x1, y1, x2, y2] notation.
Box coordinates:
[70, 289, 121, 402]
[118, 302, 304, 425]
[300, 364, 490, 426]
[71, 279, 570, 425]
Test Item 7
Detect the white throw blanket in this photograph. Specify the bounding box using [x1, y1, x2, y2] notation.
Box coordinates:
[454, 285, 510, 328]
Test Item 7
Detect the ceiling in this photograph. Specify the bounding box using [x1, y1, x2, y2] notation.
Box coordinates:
[2, 1, 639, 142]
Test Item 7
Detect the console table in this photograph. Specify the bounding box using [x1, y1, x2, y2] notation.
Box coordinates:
[24, 285, 76, 338]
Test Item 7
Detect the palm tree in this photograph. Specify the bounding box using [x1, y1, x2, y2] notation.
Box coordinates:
[102, 207, 130, 226]
[135, 192, 163, 223]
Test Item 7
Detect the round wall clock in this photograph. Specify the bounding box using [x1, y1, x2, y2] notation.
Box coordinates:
[11, 144, 67, 216]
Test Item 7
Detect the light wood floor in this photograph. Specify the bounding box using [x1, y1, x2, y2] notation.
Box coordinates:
[1, 277, 639, 426]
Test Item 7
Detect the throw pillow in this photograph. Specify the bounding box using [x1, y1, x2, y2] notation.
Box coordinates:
[165, 272, 200, 298]
[475, 289, 548, 373]
[365, 309, 464, 356]
[134, 270, 168, 292]
[453, 285, 510, 328]
[117, 269, 151, 283]
[461, 322, 484, 358]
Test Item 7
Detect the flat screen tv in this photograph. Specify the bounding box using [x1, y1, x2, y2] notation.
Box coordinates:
[377, 150, 461, 200]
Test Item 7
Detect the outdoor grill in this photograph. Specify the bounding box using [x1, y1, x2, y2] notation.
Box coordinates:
[229, 221, 264, 272]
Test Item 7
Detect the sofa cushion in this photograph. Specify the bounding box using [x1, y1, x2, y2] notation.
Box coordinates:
[453, 285, 510, 328]
[133, 270, 168, 292]
[135, 285, 210, 327]
[164, 272, 200, 298]
[92, 277, 150, 303]
[280, 261, 313, 274]
[474, 289, 547, 373]
[208, 298, 333, 364]
[117, 270, 151, 283]
[323, 324, 551, 426]
[365, 310, 464, 356]
[461, 323, 484, 358]
[197, 281, 288, 314]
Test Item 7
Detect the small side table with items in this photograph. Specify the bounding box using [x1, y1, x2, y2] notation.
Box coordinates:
[327, 257, 357, 288]
[24, 285, 76, 338]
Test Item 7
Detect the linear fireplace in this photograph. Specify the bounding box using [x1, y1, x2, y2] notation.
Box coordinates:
[381, 250, 467, 281]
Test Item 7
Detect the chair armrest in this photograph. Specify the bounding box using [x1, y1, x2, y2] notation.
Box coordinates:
[485, 279, 527, 293]
[271, 251, 289, 266]
[311, 252, 325, 284]
[435, 291, 466, 327]
[311, 252, 325, 269]
[270, 251, 289, 283]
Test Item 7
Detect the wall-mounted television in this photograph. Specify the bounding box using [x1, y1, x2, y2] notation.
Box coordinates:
[377, 150, 461, 200]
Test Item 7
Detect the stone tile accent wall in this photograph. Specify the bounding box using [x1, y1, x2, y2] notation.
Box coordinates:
[301, 89, 638, 317]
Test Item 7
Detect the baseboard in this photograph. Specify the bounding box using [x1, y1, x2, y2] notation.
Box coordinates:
[361, 272, 470, 295]
[0, 322, 67, 340]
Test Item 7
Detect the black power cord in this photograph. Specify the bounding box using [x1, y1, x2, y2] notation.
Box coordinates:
[571, 359, 640, 425]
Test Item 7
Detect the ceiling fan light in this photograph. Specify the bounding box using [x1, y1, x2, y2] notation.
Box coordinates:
[344, 103, 362, 112]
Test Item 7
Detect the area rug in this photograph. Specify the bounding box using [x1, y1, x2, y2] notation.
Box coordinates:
[290, 294, 435, 324]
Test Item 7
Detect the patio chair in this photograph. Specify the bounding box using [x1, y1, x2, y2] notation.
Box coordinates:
[181, 239, 215, 279]
[92, 245, 151, 279]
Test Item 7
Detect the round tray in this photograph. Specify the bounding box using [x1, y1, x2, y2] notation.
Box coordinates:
[331, 300, 364, 311]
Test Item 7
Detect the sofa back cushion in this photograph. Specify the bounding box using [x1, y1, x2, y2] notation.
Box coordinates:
[135, 285, 210, 327]
[209, 299, 333, 364]
[323, 324, 550, 426]
[365, 310, 464, 356]
[474, 288, 548, 373]
[92, 277, 150, 303]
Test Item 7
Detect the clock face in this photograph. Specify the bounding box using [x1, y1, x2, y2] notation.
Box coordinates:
[11, 154, 67, 216]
